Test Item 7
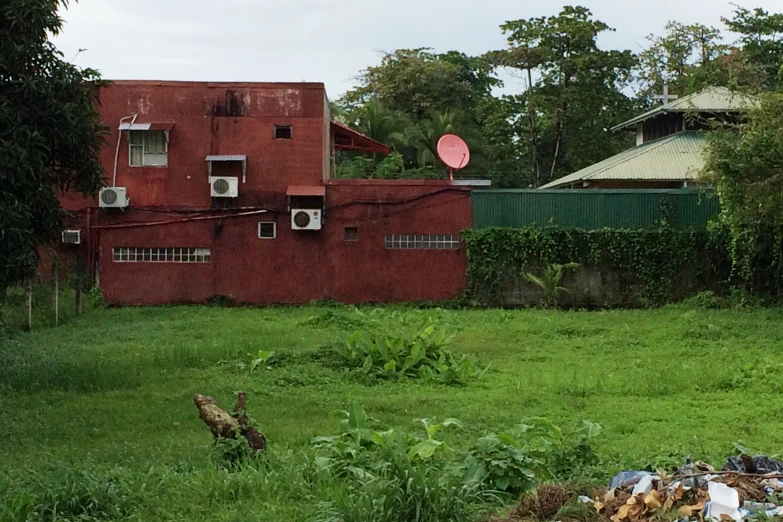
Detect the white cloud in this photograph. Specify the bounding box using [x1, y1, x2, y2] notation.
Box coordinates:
[54, 0, 782, 99]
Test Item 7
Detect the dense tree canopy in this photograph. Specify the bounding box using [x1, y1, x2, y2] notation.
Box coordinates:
[0, 0, 106, 298]
[334, 4, 782, 187]
[493, 6, 638, 186]
[703, 94, 783, 295]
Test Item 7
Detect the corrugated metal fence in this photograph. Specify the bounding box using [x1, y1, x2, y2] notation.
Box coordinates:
[471, 189, 720, 230]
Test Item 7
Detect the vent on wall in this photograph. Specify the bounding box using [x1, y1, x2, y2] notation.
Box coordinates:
[62, 230, 81, 244]
[274, 125, 292, 139]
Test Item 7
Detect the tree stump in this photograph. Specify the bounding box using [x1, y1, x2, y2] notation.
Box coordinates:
[193, 392, 266, 451]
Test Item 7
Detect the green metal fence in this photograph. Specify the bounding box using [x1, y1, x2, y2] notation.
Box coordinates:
[471, 189, 720, 230]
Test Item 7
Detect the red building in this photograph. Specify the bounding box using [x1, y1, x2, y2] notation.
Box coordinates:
[60, 81, 474, 305]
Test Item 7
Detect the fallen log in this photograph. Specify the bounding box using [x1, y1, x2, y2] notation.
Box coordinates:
[194, 392, 266, 451]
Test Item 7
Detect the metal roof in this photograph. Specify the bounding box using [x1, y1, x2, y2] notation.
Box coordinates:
[205, 155, 247, 161]
[451, 180, 492, 187]
[540, 131, 707, 189]
[612, 86, 756, 130]
[118, 122, 175, 131]
[331, 121, 391, 154]
[206, 155, 247, 182]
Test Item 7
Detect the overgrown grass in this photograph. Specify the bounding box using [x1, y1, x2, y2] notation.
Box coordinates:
[2, 303, 783, 520]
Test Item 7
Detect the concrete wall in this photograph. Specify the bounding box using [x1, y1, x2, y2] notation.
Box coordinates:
[486, 264, 713, 308]
[94, 181, 471, 305]
[95, 81, 328, 208]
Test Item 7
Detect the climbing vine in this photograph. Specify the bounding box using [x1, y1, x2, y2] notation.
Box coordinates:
[462, 226, 731, 307]
[702, 93, 783, 297]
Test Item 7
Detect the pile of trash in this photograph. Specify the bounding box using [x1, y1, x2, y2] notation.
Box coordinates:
[579, 455, 783, 521]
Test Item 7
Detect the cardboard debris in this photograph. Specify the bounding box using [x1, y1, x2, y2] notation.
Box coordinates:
[586, 459, 783, 522]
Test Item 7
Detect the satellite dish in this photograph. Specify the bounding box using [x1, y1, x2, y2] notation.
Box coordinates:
[437, 134, 470, 180]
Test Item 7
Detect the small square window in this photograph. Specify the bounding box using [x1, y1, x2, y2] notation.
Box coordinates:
[344, 227, 359, 242]
[274, 125, 292, 139]
[258, 222, 276, 239]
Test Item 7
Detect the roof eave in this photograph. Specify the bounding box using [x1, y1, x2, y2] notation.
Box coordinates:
[611, 109, 667, 132]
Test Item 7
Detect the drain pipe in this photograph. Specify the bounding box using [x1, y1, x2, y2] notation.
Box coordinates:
[113, 114, 138, 187]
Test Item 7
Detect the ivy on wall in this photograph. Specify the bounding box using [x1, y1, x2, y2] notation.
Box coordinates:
[462, 226, 732, 307]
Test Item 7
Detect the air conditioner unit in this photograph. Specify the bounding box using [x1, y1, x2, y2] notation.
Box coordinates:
[291, 209, 322, 231]
[210, 176, 239, 198]
[99, 187, 129, 208]
[61, 230, 81, 245]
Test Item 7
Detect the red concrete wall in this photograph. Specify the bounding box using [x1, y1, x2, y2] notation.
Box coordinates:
[97, 81, 328, 208]
[95, 180, 471, 305]
[56, 81, 474, 305]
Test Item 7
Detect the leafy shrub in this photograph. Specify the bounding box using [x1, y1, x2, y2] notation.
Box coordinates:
[461, 418, 602, 494]
[311, 405, 490, 522]
[249, 350, 276, 372]
[681, 290, 726, 309]
[334, 323, 484, 385]
[312, 404, 462, 476]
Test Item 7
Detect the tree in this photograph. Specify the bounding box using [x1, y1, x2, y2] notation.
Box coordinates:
[493, 6, 637, 186]
[341, 98, 406, 149]
[722, 5, 783, 92]
[0, 0, 106, 301]
[703, 93, 783, 294]
[342, 48, 498, 119]
[637, 22, 729, 98]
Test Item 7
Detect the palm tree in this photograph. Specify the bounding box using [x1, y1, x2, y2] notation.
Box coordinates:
[412, 109, 459, 168]
[354, 98, 406, 150]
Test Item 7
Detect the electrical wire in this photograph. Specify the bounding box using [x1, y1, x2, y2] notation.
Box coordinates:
[92, 209, 269, 230]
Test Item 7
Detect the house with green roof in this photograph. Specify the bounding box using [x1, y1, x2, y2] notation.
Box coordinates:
[540, 86, 755, 190]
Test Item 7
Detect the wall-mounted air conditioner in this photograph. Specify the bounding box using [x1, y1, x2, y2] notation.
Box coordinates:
[291, 209, 322, 231]
[61, 230, 81, 244]
[99, 187, 129, 208]
[210, 176, 239, 198]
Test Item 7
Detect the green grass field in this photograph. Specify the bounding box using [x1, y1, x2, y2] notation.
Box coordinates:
[2, 302, 782, 521]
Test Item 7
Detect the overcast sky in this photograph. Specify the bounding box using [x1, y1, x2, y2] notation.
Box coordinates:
[54, 0, 780, 100]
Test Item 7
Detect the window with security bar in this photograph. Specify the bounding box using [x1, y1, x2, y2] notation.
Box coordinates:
[129, 130, 168, 166]
[112, 247, 211, 263]
[384, 235, 460, 250]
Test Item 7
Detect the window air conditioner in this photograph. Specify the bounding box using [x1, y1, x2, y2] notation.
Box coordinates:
[291, 209, 322, 231]
[99, 187, 129, 208]
[61, 230, 81, 244]
[210, 176, 239, 198]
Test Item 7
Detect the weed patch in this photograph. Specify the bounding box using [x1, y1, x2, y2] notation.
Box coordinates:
[334, 323, 485, 385]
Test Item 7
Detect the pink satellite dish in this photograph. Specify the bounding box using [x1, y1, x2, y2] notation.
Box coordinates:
[437, 134, 470, 180]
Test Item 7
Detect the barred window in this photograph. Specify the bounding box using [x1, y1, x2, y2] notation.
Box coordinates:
[384, 234, 460, 250]
[112, 247, 211, 263]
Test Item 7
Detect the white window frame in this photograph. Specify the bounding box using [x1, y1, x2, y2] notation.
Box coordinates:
[112, 247, 211, 263]
[258, 222, 277, 239]
[129, 130, 169, 167]
[384, 234, 460, 250]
